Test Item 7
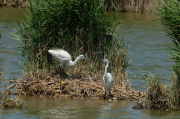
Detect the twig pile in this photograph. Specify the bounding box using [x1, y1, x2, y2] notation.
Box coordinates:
[15, 70, 144, 100]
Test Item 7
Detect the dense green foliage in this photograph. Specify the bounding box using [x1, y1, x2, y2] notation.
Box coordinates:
[12, 0, 128, 72]
[155, 0, 180, 45]
[155, 0, 180, 107]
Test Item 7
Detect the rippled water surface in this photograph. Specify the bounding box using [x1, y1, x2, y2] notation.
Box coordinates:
[1, 96, 180, 119]
[0, 8, 177, 118]
[0, 8, 28, 80]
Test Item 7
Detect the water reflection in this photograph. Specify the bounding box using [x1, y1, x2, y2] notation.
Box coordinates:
[37, 97, 135, 119]
[20, 97, 180, 119]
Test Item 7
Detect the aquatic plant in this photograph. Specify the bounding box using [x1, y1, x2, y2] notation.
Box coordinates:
[167, 40, 180, 107]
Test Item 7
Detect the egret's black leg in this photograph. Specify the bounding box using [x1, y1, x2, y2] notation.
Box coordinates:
[104, 91, 106, 99]
[59, 65, 61, 76]
[59, 63, 62, 78]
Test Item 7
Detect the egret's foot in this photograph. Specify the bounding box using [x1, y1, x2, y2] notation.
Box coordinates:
[103, 91, 107, 100]
[65, 71, 71, 76]
[108, 99, 112, 102]
[61, 80, 66, 85]
[109, 92, 113, 97]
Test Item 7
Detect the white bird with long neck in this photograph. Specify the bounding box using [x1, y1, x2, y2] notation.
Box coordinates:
[48, 49, 90, 76]
[100, 59, 113, 98]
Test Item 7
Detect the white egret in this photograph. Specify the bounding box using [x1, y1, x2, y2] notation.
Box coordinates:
[100, 59, 113, 98]
[48, 49, 90, 76]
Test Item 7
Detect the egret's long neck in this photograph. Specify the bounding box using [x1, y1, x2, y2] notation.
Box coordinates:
[68, 55, 82, 66]
[104, 61, 109, 77]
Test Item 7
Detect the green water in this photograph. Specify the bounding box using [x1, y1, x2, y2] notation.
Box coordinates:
[0, 8, 178, 118]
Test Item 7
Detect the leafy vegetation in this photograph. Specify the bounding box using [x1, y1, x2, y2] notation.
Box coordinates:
[155, 0, 180, 45]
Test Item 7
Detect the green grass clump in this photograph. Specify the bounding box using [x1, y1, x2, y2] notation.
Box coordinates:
[133, 72, 179, 110]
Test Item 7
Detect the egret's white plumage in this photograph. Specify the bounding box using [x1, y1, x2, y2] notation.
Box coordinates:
[100, 59, 113, 97]
[48, 49, 90, 75]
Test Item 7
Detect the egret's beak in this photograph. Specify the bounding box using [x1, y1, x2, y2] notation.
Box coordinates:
[85, 57, 90, 60]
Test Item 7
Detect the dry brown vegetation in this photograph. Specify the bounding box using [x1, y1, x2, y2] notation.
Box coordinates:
[104, 0, 164, 13]
[14, 61, 144, 100]
[133, 79, 168, 110]
[1, 84, 23, 108]
[0, 0, 163, 13]
[133, 73, 179, 110]
[0, 0, 28, 8]
[0, 72, 23, 108]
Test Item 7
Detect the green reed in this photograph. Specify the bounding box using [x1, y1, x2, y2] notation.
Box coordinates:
[11, 0, 129, 74]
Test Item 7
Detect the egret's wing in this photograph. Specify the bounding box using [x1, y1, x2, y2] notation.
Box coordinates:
[103, 77, 105, 86]
[54, 52, 69, 61]
[53, 54, 69, 63]
[48, 49, 72, 63]
[107, 73, 113, 89]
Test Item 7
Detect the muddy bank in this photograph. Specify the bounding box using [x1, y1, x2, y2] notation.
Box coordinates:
[14, 70, 144, 100]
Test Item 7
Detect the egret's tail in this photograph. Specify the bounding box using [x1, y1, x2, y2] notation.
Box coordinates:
[48, 49, 53, 54]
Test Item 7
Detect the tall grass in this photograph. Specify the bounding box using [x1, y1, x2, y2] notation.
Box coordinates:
[168, 40, 180, 106]
[11, 0, 129, 75]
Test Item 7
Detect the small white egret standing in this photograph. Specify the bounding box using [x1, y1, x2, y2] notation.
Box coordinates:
[48, 49, 90, 76]
[100, 59, 113, 98]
